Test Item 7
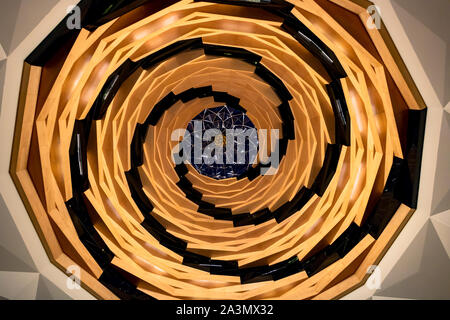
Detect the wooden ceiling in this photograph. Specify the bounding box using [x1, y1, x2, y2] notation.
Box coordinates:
[10, 0, 426, 300]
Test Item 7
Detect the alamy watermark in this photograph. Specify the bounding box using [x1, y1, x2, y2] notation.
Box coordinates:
[66, 4, 382, 30]
[366, 5, 382, 30]
[66, 265, 81, 290]
[66, 5, 81, 30]
[365, 265, 382, 290]
[171, 124, 281, 176]
[66, 3, 382, 31]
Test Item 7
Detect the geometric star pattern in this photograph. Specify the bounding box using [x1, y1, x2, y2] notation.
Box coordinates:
[187, 105, 259, 180]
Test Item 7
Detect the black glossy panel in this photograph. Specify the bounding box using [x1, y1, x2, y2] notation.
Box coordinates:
[311, 144, 342, 196]
[141, 38, 203, 70]
[246, 165, 261, 181]
[303, 249, 340, 277]
[176, 175, 193, 189]
[290, 187, 314, 212]
[232, 213, 253, 227]
[26, 19, 80, 66]
[278, 138, 289, 159]
[159, 235, 188, 256]
[255, 63, 293, 101]
[198, 206, 233, 218]
[99, 266, 154, 300]
[142, 218, 187, 252]
[178, 88, 198, 103]
[197, 200, 216, 210]
[141, 214, 166, 235]
[281, 14, 347, 80]
[177, 86, 215, 103]
[161, 231, 188, 252]
[184, 188, 204, 203]
[395, 109, 427, 208]
[275, 187, 314, 223]
[209, 260, 239, 275]
[203, 43, 262, 65]
[278, 101, 294, 121]
[194, 0, 294, 13]
[239, 265, 273, 284]
[271, 256, 304, 280]
[328, 223, 367, 258]
[326, 80, 351, 146]
[83, 0, 174, 31]
[183, 253, 239, 275]
[92, 59, 141, 120]
[145, 91, 179, 126]
[66, 193, 114, 269]
[212, 91, 241, 108]
[282, 120, 295, 140]
[231, 188, 311, 227]
[174, 163, 189, 177]
[252, 208, 275, 225]
[182, 254, 212, 272]
[364, 157, 403, 239]
[130, 123, 149, 168]
[195, 85, 214, 98]
[69, 119, 92, 193]
[125, 168, 154, 214]
[302, 223, 368, 277]
[239, 256, 303, 283]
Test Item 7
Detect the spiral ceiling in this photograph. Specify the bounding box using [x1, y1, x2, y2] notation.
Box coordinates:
[10, 0, 427, 300]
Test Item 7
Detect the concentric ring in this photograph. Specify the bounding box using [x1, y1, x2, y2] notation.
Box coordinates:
[10, 0, 427, 300]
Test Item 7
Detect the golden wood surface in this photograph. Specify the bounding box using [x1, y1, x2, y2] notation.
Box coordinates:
[10, 0, 424, 299]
